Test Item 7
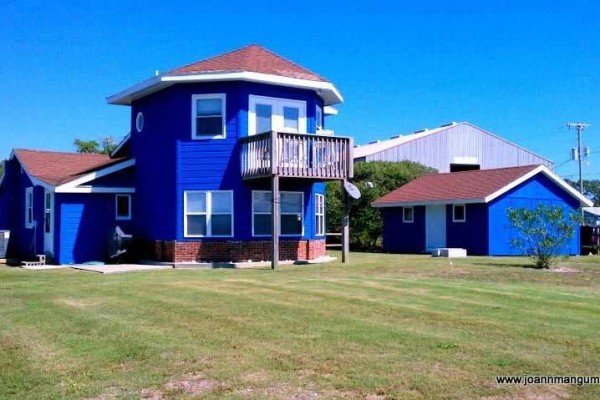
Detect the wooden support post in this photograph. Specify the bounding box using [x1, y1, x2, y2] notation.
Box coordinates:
[271, 175, 280, 270]
[341, 180, 349, 263]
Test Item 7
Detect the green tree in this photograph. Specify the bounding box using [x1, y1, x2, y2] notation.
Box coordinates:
[0, 161, 4, 177]
[565, 179, 600, 206]
[507, 204, 581, 269]
[74, 137, 117, 154]
[326, 161, 436, 250]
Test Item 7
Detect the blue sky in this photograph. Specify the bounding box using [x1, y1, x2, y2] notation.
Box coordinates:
[1, 1, 598, 180]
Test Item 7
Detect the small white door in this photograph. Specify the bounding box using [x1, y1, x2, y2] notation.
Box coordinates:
[44, 190, 54, 256]
[426, 205, 446, 250]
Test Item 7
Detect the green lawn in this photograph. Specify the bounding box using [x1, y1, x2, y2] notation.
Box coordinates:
[1, 253, 599, 400]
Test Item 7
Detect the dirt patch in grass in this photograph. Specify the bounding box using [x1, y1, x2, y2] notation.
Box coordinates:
[56, 298, 102, 308]
[550, 267, 580, 273]
[481, 384, 569, 400]
[164, 373, 219, 394]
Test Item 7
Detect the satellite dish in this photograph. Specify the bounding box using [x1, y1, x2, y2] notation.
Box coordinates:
[343, 180, 361, 200]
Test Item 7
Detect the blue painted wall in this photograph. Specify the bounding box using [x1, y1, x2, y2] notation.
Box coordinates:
[488, 173, 580, 256]
[55, 193, 134, 264]
[132, 81, 325, 243]
[446, 203, 489, 255]
[382, 206, 426, 252]
[2, 158, 44, 260]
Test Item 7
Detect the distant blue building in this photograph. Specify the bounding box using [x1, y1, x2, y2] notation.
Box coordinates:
[0, 45, 353, 264]
[372, 165, 592, 255]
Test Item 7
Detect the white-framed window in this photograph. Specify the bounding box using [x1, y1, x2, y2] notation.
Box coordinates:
[453, 204, 466, 222]
[115, 194, 132, 220]
[25, 187, 34, 228]
[315, 194, 325, 236]
[191, 94, 226, 139]
[248, 95, 307, 136]
[316, 105, 323, 131]
[402, 207, 414, 223]
[252, 191, 304, 236]
[184, 191, 233, 237]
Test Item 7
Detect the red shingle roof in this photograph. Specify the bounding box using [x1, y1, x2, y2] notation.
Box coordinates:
[14, 149, 126, 186]
[373, 165, 541, 206]
[168, 45, 328, 82]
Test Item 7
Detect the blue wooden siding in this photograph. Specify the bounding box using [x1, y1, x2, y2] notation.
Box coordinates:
[365, 123, 553, 172]
[446, 203, 488, 255]
[488, 174, 580, 256]
[382, 206, 426, 253]
[0, 158, 45, 259]
[87, 166, 135, 188]
[55, 193, 134, 264]
[132, 80, 324, 242]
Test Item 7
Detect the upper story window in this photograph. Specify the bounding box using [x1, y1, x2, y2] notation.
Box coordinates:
[25, 187, 34, 228]
[316, 105, 323, 131]
[191, 94, 226, 139]
[248, 95, 306, 136]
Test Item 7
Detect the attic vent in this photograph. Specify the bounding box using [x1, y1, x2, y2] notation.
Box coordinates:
[389, 135, 403, 139]
[413, 129, 428, 133]
[440, 122, 457, 127]
[369, 140, 381, 144]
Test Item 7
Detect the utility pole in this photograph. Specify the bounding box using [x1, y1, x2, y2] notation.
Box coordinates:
[567, 122, 590, 194]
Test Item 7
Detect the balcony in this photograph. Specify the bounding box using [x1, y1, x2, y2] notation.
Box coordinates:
[240, 131, 354, 180]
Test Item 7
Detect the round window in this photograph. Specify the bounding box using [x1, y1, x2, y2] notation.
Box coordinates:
[135, 112, 144, 133]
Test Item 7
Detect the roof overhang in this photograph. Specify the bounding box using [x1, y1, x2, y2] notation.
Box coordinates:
[107, 71, 343, 106]
[372, 165, 593, 208]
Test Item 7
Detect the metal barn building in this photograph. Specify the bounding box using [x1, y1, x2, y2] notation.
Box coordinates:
[353, 122, 553, 172]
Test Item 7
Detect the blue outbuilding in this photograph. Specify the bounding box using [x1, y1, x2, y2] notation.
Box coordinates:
[372, 165, 592, 255]
[0, 45, 353, 264]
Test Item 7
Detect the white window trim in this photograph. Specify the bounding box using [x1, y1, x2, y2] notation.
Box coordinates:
[402, 206, 414, 223]
[315, 193, 325, 236]
[252, 190, 304, 237]
[115, 194, 132, 221]
[184, 190, 234, 238]
[191, 93, 226, 140]
[453, 204, 466, 223]
[25, 187, 34, 229]
[248, 95, 307, 136]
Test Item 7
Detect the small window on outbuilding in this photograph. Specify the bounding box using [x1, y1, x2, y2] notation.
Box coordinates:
[25, 187, 34, 228]
[453, 204, 466, 222]
[402, 207, 414, 223]
[116, 194, 132, 220]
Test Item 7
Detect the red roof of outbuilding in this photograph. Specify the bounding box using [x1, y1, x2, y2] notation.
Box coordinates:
[373, 165, 542, 206]
[169, 44, 328, 82]
[14, 149, 126, 186]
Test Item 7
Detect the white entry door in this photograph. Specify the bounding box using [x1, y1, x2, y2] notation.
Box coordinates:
[426, 205, 446, 250]
[44, 190, 54, 256]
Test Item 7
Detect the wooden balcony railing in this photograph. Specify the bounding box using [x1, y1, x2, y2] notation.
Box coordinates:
[240, 131, 354, 180]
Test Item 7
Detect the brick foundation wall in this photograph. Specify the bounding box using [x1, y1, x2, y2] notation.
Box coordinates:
[143, 239, 326, 263]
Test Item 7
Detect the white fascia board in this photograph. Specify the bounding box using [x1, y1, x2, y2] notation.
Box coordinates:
[54, 159, 136, 193]
[324, 106, 338, 115]
[110, 133, 131, 158]
[108, 71, 344, 106]
[372, 199, 484, 208]
[483, 165, 593, 207]
[57, 187, 136, 194]
[10, 151, 55, 191]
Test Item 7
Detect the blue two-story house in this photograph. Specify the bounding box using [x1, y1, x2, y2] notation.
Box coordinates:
[0, 45, 353, 265]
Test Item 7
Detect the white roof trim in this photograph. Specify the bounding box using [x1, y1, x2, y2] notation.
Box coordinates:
[55, 159, 136, 193]
[58, 187, 136, 194]
[372, 165, 593, 209]
[110, 133, 131, 158]
[323, 106, 338, 115]
[107, 71, 343, 106]
[483, 165, 593, 206]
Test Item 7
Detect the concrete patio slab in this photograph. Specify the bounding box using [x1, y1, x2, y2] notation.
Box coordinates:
[70, 264, 172, 274]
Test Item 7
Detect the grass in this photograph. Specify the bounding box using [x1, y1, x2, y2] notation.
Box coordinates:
[0, 252, 599, 399]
